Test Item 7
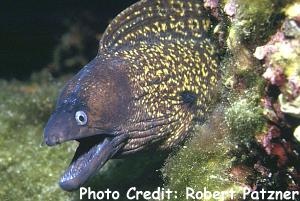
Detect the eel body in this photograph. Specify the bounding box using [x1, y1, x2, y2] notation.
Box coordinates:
[44, 0, 219, 191]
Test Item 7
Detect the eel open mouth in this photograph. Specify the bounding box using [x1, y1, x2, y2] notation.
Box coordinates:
[59, 135, 115, 191]
[44, 112, 129, 191]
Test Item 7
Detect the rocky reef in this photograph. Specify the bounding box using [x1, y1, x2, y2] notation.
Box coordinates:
[162, 0, 300, 200]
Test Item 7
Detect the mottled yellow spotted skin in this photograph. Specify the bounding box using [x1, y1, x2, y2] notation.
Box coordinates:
[99, 0, 219, 153]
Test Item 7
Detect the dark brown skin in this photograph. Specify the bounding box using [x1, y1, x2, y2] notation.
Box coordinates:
[44, 56, 132, 190]
[45, 57, 131, 145]
[44, 0, 219, 191]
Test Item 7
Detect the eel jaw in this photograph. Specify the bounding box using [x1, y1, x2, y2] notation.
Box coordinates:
[59, 134, 128, 191]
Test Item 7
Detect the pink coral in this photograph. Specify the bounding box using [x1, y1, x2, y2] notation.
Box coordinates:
[254, 32, 285, 61]
[203, 0, 219, 9]
[263, 67, 286, 86]
[224, 0, 237, 18]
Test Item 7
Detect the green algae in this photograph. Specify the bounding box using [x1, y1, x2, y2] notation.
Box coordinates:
[228, 0, 288, 46]
[162, 108, 237, 200]
[0, 71, 76, 201]
[225, 91, 264, 142]
[162, 88, 265, 200]
[271, 40, 300, 78]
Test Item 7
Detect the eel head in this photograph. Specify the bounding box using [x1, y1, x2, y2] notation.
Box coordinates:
[44, 57, 131, 191]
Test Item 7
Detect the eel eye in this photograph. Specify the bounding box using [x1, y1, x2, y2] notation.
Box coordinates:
[75, 111, 88, 126]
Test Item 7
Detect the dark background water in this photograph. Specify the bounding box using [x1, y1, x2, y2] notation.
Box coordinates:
[0, 0, 138, 80]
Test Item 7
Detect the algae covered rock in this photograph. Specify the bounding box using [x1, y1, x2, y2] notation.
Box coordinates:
[0, 71, 74, 201]
[162, 107, 243, 200]
[162, 0, 300, 200]
[162, 90, 265, 200]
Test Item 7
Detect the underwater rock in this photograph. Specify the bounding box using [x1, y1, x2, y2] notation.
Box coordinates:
[254, 0, 300, 193]
[294, 126, 300, 142]
[279, 94, 300, 118]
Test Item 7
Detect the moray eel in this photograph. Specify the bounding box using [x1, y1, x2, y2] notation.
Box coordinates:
[44, 0, 219, 191]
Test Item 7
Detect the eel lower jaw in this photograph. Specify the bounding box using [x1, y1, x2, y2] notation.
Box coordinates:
[59, 134, 122, 191]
